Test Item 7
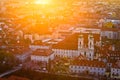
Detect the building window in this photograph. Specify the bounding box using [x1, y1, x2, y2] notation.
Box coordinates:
[84, 52, 86, 56]
[89, 53, 91, 57]
[90, 42, 92, 48]
[109, 33, 111, 38]
[80, 42, 81, 46]
[82, 67, 84, 69]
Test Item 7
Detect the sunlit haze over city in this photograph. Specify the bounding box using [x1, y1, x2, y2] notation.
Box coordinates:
[0, 0, 120, 80]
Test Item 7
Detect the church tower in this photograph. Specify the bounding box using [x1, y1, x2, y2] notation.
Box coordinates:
[88, 34, 94, 50]
[78, 34, 84, 50]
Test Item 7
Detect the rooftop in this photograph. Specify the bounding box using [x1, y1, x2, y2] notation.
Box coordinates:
[71, 60, 106, 68]
[53, 33, 100, 50]
[32, 48, 53, 56]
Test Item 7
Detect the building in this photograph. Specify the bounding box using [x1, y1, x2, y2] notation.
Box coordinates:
[31, 46, 54, 71]
[69, 60, 106, 76]
[31, 48, 54, 63]
[101, 28, 120, 40]
[108, 51, 120, 61]
[111, 64, 120, 79]
[53, 32, 101, 60]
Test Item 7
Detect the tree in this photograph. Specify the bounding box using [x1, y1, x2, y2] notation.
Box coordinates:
[0, 50, 16, 66]
[0, 50, 17, 73]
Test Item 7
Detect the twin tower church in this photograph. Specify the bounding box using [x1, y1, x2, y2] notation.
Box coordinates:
[53, 32, 101, 60]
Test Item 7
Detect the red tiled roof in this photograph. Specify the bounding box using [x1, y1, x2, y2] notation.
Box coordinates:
[76, 54, 87, 60]
[32, 49, 53, 56]
[71, 60, 105, 68]
[112, 64, 120, 69]
[53, 33, 100, 50]
[101, 28, 120, 31]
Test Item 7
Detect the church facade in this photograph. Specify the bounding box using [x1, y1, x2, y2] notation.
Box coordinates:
[53, 32, 101, 60]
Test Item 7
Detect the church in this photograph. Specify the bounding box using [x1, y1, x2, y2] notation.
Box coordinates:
[52, 32, 101, 60]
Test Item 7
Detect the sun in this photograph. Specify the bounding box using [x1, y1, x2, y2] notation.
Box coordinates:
[35, 0, 51, 4]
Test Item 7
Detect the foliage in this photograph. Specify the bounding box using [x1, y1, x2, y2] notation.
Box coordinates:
[0, 50, 17, 73]
[10, 69, 92, 80]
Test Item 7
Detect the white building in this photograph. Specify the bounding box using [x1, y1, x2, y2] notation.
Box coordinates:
[53, 33, 101, 60]
[101, 28, 120, 39]
[24, 33, 52, 43]
[111, 64, 120, 79]
[69, 60, 106, 76]
[31, 48, 54, 63]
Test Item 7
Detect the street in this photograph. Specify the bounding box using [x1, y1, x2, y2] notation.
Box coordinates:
[0, 66, 22, 78]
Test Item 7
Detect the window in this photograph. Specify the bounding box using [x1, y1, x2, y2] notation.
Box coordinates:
[109, 33, 111, 38]
[82, 67, 84, 69]
[86, 67, 88, 69]
[75, 70, 77, 73]
[117, 69, 118, 71]
[84, 52, 86, 56]
[102, 68, 104, 71]
[90, 42, 92, 48]
[75, 66, 76, 68]
[89, 53, 91, 57]
[114, 33, 116, 39]
[80, 42, 81, 46]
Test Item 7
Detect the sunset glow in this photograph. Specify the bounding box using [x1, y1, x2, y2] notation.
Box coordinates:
[0, 0, 120, 79]
[35, 0, 51, 4]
